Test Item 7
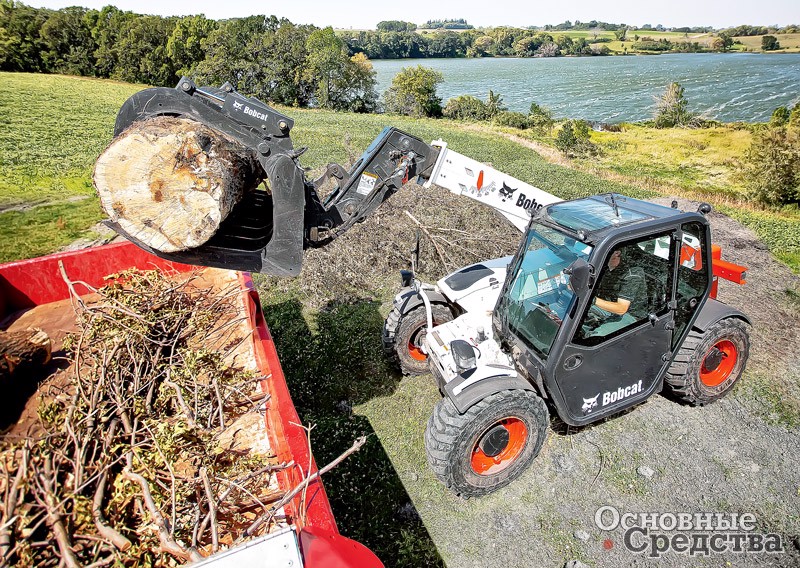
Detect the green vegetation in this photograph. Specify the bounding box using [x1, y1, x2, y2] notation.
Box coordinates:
[578, 124, 752, 194]
[2, 68, 800, 566]
[383, 65, 443, 117]
[0, 73, 142, 261]
[442, 90, 507, 122]
[762, 35, 781, 51]
[653, 82, 699, 128]
[743, 125, 800, 206]
[3, 71, 800, 275]
[555, 120, 595, 156]
[0, 4, 379, 109]
[376, 20, 416, 32]
[421, 18, 473, 30]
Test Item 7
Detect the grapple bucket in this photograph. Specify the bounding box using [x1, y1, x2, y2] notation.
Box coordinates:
[105, 78, 437, 276]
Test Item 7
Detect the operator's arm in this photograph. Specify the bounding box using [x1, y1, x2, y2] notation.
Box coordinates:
[594, 296, 630, 315]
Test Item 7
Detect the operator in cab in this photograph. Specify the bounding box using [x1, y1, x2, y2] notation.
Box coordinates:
[585, 246, 647, 337]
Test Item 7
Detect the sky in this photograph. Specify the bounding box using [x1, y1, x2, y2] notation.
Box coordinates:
[25, 0, 799, 29]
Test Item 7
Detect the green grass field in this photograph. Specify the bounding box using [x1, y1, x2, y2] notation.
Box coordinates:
[0, 74, 147, 261]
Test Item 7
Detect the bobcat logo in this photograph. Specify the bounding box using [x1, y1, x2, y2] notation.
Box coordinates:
[582, 394, 600, 414]
[233, 101, 243, 111]
[498, 182, 518, 202]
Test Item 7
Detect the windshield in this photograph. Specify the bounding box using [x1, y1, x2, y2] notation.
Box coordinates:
[501, 222, 593, 360]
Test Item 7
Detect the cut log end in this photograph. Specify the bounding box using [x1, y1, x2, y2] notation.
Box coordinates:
[94, 116, 263, 252]
[0, 327, 52, 380]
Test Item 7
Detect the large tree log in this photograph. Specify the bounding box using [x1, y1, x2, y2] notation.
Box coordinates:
[0, 327, 51, 380]
[94, 116, 263, 252]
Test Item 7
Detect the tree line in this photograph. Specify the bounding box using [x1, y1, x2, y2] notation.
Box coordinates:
[341, 29, 615, 59]
[0, 2, 378, 111]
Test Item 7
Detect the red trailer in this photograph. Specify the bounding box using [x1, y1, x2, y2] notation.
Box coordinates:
[0, 241, 382, 568]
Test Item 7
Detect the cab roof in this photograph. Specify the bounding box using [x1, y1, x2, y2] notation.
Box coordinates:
[542, 194, 697, 243]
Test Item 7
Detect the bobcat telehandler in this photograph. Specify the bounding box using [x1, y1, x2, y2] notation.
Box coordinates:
[108, 79, 751, 497]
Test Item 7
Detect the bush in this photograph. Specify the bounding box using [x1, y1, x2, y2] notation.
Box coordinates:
[555, 119, 596, 156]
[762, 35, 780, 51]
[791, 104, 800, 128]
[743, 126, 800, 206]
[443, 95, 489, 120]
[485, 90, 506, 117]
[383, 65, 443, 117]
[771, 106, 791, 126]
[528, 102, 554, 132]
[492, 111, 529, 129]
[653, 82, 699, 128]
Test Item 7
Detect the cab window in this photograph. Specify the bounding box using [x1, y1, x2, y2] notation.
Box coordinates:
[575, 233, 673, 346]
[672, 222, 710, 347]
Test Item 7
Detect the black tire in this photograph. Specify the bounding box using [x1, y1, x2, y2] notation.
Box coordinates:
[383, 304, 453, 375]
[425, 390, 549, 498]
[664, 318, 750, 405]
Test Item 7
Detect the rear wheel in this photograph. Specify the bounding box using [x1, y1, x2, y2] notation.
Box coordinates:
[383, 304, 453, 375]
[425, 390, 548, 498]
[664, 318, 750, 405]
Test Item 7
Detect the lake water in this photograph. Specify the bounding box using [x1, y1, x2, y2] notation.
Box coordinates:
[371, 53, 800, 123]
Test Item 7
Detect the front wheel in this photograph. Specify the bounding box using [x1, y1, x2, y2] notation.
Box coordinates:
[425, 390, 549, 498]
[383, 304, 453, 375]
[664, 318, 750, 405]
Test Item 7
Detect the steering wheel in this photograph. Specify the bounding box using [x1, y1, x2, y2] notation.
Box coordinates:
[536, 302, 562, 324]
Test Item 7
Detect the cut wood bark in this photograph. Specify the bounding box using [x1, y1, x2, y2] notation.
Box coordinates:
[94, 116, 263, 252]
[0, 327, 51, 380]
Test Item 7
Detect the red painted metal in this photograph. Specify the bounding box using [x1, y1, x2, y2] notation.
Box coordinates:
[0, 241, 194, 314]
[0, 242, 383, 568]
[707, 244, 747, 300]
[299, 527, 383, 568]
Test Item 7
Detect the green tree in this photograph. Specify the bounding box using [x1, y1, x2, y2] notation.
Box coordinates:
[555, 120, 594, 156]
[306, 27, 348, 108]
[197, 16, 316, 106]
[653, 82, 698, 128]
[0, 0, 50, 72]
[528, 102, 554, 132]
[376, 20, 415, 32]
[305, 28, 378, 111]
[485, 90, 506, 117]
[166, 15, 216, 77]
[762, 35, 780, 51]
[341, 53, 378, 112]
[443, 95, 489, 120]
[743, 126, 800, 206]
[468, 35, 494, 57]
[492, 111, 528, 129]
[114, 15, 177, 85]
[87, 5, 136, 78]
[613, 26, 628, 41]
[39, 7, 95, 75]
[718, 32, 733, 51]
[195, 16, 271, 95]
[383, 65, 443, 117]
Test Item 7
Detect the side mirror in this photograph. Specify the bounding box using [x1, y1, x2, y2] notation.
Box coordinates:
[565, 258, 592, 297]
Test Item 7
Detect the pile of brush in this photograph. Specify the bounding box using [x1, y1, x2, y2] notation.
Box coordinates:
[0, 269, 289, 567]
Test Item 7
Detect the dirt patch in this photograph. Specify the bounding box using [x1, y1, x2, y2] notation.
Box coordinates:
[0, 195, 91, 214]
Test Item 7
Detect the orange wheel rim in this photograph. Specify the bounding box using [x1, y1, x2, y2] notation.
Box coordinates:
[408, 339, 427, 361]
[470, 418, 528, 475]
[700, 340, 738, 387]
[407, 321, 439, 362]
